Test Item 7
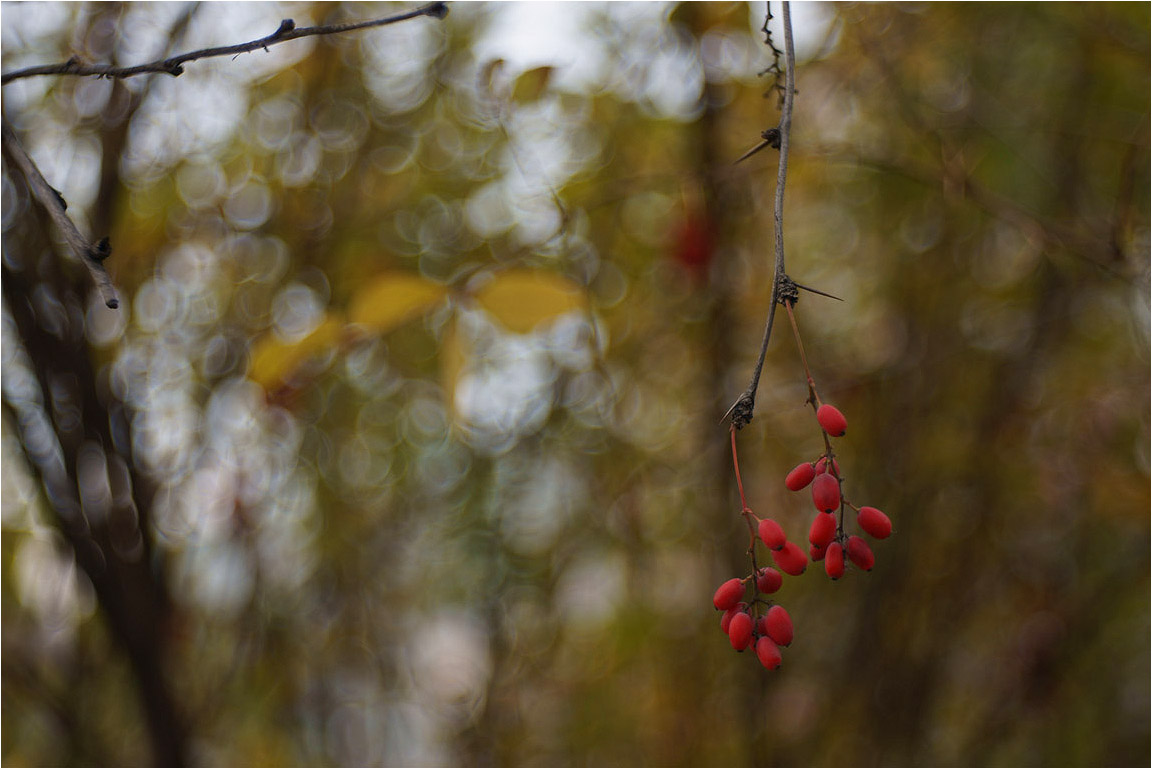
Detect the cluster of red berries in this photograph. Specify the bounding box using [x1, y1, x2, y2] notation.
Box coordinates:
[783, 403, 892, 580]
[716, 399, 893, 671]
[717, 297, 892, 671]
[712, 571, 793, 670]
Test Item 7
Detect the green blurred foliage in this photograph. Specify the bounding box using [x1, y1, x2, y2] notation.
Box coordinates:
[1, 2, 1148, 766]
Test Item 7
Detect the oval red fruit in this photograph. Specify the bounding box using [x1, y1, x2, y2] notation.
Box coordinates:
[713, 578, 744, 610]
[785, 462, 817, 491]
[758, 518, 787, 551]
[809, 543, 827, 562]
[811, 473, 840, 513]
[809, 512, 837, 548]
[847, 535, 875, 571]
[756, 636, 782, 669]
[825, 541, 845, 580]
[728, 611, 753, 651]
[765, 604, 793, 646]
[857, 506, 892, 539]
[817, 404, 847, 436]
[771, 541, 808, 576]
[755, 567, 783, 594]
[720, 602, 747, 634]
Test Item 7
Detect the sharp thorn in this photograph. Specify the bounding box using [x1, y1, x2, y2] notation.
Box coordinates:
[734, 139, 771, 165]
[793, 282, 844, 301]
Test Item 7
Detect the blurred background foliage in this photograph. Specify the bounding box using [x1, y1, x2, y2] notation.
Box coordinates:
[1, 1, 1148, 766]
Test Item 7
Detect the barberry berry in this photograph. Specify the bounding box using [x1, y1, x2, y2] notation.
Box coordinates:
[728, 611, 754, 651]
[811, 472, 840, 513]
[846, 535, 875, 571]
[764, 604, 794, 647]
[713, 578, 745, 611]
[817, 404, 847, 436]
[758, 518, 787, 551]
[825, 541, 845, 580]
[720, 602, 748, 634]
[771, 541, 808, 576]
[785, 462, 817, 491]
[755, 567, 783, 594]
[755, 636, 782, 670]
[808, 511, 837, 549]
[809, 543, 827, 561]
[857, 506, 892, 539]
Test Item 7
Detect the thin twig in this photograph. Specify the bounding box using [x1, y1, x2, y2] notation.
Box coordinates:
[1, 122, 120, 308]
[813, 145, 1131, 281]
[725, 1, 795, 429]
[759, 1, 786, 105]
[1, 2, 448, 85]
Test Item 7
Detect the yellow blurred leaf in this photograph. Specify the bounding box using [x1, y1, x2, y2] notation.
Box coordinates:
[481, 58, 506, 95]
[511, 66, 554, 103]
[474, 269, 587, 333]
[349, 273, 448, 332]
[249, 315, 346, 390]
[439, 315, 468, 422]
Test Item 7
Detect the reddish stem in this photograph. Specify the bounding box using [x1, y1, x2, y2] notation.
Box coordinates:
[785, 299, 852, 535]
[784, 299, 818, 401]
[730, 425, 749, 512]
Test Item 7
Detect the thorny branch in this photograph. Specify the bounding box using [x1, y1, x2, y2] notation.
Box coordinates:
[1, 2, 449, 85]
[1, 122, 120, 308]
[727, 1, 796, 430]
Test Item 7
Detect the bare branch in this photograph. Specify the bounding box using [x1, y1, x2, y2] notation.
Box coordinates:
[727, 1, 796, 429]
[1, 122, 120, 308]
[1, 2, 449, 85]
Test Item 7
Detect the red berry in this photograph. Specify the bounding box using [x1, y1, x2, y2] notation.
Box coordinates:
[847, 535, 875, 571]
[728, 611, 753, 651]
[765, 604, 793, 647]
[809, 543, 827, 561]
[755, 567, 783, 594]
[672, 212, 713, 279]
[825, 541, 845, 580]
[758, 518, 786, 551]
[785, 462, 816, 491]
[817, 404, 847, 436]
[857, 506, 892, 539]
[808, 512, 837, 548]
[755, 636, 782, 670]
[771, 541, 807, 576]
[815, 456, 841, 477]
[811, 473, 840, 513]
[720, 602, 747, 634]
[713, 578, 744, 610]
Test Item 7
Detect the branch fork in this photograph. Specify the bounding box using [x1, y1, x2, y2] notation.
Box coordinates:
[1, 122, 120, 308]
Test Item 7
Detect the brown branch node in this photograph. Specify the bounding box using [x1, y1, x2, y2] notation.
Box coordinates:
[776, 274, 800, 305]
